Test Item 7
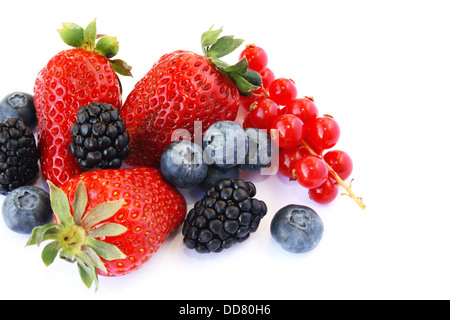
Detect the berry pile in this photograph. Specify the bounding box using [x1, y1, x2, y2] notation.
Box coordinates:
[0, 21, 366, 291]
[160, 120, 272, 190]
[240, 45, 365, 209]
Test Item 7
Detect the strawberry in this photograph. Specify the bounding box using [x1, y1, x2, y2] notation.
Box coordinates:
[27, 167, 187, 291]
[121, 27, 262, 167]
[33, 19, 132, 187]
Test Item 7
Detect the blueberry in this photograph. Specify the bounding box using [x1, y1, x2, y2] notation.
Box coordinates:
[2, 186, 53, 234]
[199, 165, 240, 191]
[161, 140, 208, 188]
[203, 121, 248, 170]
[0, 92, 37, 129]
[270, 204, 324, 253]
[238, 128, 272, 172]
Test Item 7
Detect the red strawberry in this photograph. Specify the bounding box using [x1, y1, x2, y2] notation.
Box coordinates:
[33, 19, 132, 187]
[27, 167, 186, 291]
[121, 27, 262, 167]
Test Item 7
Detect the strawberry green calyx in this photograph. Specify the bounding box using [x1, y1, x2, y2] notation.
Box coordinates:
[26, 180, 127, 292]
[201, 26, 262, 93]
[57, 19, 133, 77]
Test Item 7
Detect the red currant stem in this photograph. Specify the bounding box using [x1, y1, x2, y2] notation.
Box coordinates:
[261, 87, 270, 98]
[300, 140, 366, 210]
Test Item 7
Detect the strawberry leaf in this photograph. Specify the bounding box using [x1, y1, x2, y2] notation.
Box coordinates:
[77, 251, 98, 291]
[80, 199, 125, 230]
[223, 57, 249, 75]
[207, 57, 229, 69]
[206, 35, 244, 59]
[86, 237, 127, 261]
[84, 19, 97, 50]
[96, 36, 119, 59]
[87, 223, 127, 238]
[241, 68, 263, 87]
[57, 22, 85, 48]
[27, 225, 60, 246]
[201, 26, 223, 55]
[41, 241, 62, 266]
[77, 260, 94, 289]
[72, 181, 88, 225]
[228, 73, 260, 93]
[34, 223, 61, 247]
[48, 181, 73, 227]
[82, 246, 108, 274]
[109, 59, 133, 77]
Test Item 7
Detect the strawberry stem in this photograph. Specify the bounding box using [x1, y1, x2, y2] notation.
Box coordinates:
[201, 26, 262, 93]
[27, 181, 128, 291]
[57, 19, 132, 77]
[300, 140, 366, 210]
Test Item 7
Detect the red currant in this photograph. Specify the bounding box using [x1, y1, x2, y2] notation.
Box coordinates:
[260, 68, 275, 89]
[268, 78, 297, 106]
[323, 150, 353, 180]
[239, 45, 268, 73]
[305, 116, 340, 150]
[278, 145, 309, 178]
[284, 97, 319, 124]
[242, 112, 254, 129]
[248, 97, 280, 130]
[308, 175, 339, 204]
[307, 140, 325, 156]
[240, 87, 262, 111]
[294, 155, 329, 189]
[270, 114, 304, 149]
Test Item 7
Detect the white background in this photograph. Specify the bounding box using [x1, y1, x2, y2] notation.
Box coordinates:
[0, 0, 449, 300]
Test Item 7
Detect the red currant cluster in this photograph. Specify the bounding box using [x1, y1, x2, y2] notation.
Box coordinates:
[239, 45, 365, 209]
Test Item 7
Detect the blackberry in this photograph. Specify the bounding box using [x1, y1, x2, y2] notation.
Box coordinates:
[182, 178, 267, 253]
[69, 102, 130, 170]
[0, 118, 39, 195]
